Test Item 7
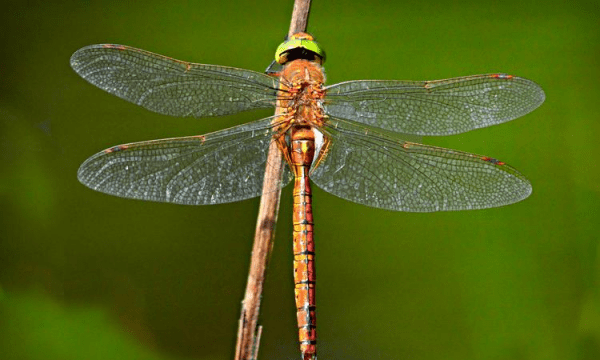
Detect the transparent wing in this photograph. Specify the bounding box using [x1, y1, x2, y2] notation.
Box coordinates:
[310, 118, 531, 212]
[70, 44, 279, 117]
[78, 117, 292, 205]
[324, 74, 545, 135]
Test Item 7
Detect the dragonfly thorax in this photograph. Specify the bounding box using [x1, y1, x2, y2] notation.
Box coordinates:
[279, 60, 326, 128]
[274, 59, 329, 173]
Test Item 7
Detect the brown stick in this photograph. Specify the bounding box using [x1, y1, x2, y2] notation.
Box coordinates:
[234, 1, 312, 360]
[288, 0, 312, 36]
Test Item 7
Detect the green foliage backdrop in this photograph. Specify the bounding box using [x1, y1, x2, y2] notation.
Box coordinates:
[1, 0, 598, 359]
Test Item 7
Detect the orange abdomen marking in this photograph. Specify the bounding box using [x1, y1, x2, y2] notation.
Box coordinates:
[291, 126, 317, 360]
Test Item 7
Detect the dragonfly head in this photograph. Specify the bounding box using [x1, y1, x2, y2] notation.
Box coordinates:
[275, 32, 326, 65]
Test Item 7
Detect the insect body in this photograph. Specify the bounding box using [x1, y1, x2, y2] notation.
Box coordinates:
[71, 32, 545, 360]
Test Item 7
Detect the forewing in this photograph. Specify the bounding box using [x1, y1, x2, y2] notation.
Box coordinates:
[324, 74, 545, 135]
[70, 44, 278, 117]
[78, 117, 292, 205]
[310, 118, 531, 212]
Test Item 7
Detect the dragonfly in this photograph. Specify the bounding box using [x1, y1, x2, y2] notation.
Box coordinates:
[71, 33, 545, 360]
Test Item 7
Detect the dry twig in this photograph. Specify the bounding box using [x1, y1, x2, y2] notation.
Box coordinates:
[234, 1, 312, 359]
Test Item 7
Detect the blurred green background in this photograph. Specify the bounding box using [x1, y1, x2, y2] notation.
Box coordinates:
[1, 0, 598, 359]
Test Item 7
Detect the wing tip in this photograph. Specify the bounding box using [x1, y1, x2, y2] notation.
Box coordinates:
[518, 75, 546, 109]
[70, 44, 128, 70]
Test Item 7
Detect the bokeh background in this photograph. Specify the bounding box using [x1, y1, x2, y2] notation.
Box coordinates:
[1, 0, 598, 359]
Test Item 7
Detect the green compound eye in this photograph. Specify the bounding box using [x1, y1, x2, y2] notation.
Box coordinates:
[275, 32, 326, 65]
